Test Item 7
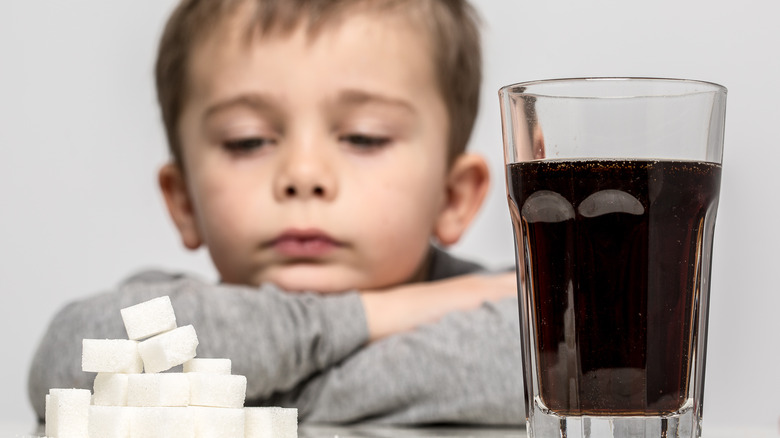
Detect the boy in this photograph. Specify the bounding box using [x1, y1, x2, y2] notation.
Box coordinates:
[28, 0, 524, 425]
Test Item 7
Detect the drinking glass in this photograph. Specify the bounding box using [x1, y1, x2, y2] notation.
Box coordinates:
[499, 78, 726, 437]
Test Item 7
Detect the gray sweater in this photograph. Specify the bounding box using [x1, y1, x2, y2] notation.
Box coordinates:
[28, 248, 524, 425]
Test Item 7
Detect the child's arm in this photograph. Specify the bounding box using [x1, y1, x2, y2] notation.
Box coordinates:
[265, 295, 525, 425]
[361, 271, 517, 341]
[29, 268, 515, 421]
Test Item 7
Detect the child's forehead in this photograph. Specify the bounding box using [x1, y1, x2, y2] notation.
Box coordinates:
[187, 6, 437, 98]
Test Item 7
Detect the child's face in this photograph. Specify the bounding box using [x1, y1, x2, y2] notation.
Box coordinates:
[164, 12, 459, 293]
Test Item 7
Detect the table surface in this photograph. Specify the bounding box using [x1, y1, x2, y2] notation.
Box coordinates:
[3, 419, 777, 438]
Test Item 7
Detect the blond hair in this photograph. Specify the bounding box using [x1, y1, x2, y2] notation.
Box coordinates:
[155, 0, 482, 166]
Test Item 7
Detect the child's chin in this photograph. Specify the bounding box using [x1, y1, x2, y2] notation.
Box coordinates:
[265, 268, 364, 294]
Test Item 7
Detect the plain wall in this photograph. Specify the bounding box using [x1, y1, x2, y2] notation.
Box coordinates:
[1, 0, 778, 432]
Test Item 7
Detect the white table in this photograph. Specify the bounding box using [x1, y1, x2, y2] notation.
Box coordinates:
[3, 419, 776, 437]
[299, 424, 777, 438]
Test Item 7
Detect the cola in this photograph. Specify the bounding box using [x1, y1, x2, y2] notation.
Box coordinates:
[507, 159, 721, 415]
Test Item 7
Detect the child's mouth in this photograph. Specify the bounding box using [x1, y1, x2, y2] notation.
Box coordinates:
[269, 229, 342, 258]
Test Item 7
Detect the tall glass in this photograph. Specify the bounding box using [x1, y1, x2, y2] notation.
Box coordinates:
[499, 78, 726, 438]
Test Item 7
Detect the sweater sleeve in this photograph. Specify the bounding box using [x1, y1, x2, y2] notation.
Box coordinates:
[27, 271, 369, 421]
[269, 297, 525, 426]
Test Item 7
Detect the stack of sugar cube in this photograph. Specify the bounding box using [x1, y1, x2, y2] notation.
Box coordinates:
[44, 295, 298, 438]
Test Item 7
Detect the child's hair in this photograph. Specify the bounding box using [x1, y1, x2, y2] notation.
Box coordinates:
[155, 0, 482, 167]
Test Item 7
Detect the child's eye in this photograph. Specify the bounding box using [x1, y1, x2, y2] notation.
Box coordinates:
[223, 137, 275, 153]
[340, 134, 391, 149]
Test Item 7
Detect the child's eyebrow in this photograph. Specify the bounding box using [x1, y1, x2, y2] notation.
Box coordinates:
[336, 89, 417, 114]
[203, 93, 281, 123]
[201, 90, 416, 123]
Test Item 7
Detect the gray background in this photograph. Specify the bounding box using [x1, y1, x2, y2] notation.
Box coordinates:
[1, 0, 778, 432]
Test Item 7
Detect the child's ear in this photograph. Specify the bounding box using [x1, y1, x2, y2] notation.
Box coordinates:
[433, 153, 490, 246]
[158, 162, 202, 250]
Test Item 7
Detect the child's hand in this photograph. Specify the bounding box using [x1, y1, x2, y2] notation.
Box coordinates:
[361, 272, 517, 342]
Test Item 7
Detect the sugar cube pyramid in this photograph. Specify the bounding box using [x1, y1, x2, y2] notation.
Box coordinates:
[44, 295, 298, 438]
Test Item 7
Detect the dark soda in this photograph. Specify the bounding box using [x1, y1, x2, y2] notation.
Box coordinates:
[507, 159, 721, 416]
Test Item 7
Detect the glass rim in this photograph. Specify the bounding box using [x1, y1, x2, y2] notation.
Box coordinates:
[498, 77, 727, 99]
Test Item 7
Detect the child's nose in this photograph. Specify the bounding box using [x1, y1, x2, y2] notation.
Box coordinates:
[273, 148, 337, 201]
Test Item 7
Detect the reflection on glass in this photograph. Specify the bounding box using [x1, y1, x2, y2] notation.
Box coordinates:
[520, 190, 574, 223]
[578, 189, 644, 217]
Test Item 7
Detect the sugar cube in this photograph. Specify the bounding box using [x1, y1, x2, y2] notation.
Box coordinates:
[189, 406, 245, 438]
[92, 373, 129, 406]
[244, 407, 298, 438]
[183, 358, 232, 375]
[45, 388, 91, 438]
[188, 373, 247, 408]
[82, 339, 143, 373]
[130, 407, 195, 438]
[120, 296, 177, 341]
[127, 373, 190, 407]
[138, 325, 198, 373]
[88, 405, 132, 438]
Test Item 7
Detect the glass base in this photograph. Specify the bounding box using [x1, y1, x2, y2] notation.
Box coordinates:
[527, 397, 701, 438]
